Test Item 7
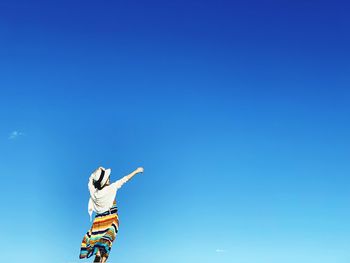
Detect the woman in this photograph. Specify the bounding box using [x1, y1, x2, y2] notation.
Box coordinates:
[79, 166, 144, 263]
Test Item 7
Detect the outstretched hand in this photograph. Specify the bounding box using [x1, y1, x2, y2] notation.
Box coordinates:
[135, 167, 144, 174]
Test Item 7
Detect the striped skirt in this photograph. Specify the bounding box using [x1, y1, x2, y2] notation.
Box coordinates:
[79, 202, 119, 260]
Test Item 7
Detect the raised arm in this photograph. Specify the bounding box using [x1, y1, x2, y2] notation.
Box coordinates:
[112, 167, 144, 190]
[123, 167, 144, 182]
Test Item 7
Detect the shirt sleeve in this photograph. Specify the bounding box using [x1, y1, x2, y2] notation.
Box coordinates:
[111, 176, 128, 191]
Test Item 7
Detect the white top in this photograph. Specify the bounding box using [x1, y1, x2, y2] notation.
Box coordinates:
[88, 174, 128, 221]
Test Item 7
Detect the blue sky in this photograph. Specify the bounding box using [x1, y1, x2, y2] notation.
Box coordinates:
[0, 1, 349, 263]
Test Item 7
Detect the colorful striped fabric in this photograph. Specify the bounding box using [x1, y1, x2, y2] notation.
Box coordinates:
[79, 201, 119, 260]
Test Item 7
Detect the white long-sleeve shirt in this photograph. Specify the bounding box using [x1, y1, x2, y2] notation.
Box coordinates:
[88, 174, 128, 221]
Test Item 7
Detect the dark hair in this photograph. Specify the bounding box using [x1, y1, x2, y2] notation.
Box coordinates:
[93, 180, 104, 190]
[93, 168, 106, 190]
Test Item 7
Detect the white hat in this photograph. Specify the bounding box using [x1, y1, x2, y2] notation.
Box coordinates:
[92, 166, 111, 190]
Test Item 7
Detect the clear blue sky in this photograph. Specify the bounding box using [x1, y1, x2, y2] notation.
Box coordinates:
[0, 1, 349, 263]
